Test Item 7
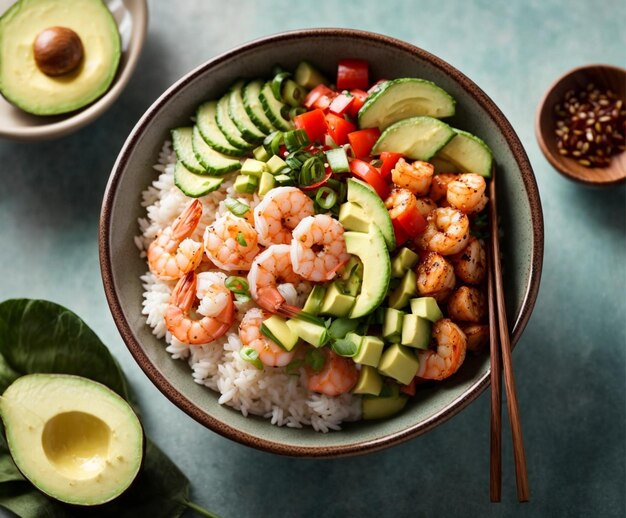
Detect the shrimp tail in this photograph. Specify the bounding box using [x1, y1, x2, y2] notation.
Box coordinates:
[278, 304, 302, 319]
[170, 271, 197, 310]
[172, 199, 203, 240]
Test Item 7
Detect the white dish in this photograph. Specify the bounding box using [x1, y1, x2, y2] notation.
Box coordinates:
[0, 0, 148, 141]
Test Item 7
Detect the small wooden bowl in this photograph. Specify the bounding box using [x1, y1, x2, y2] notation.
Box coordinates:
[535, 64, 626, 186]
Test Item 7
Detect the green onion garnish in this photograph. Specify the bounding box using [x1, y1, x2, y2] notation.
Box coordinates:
[299, 156, 325, 186]
[285, 359, 303, 375]
[224, 197, 250, 217]
[325, 147, 350, 173]
[284, 128, 311, 152]
[327, 317, 360, 340]
[305, 348, 326, 372]
[315, 186, 337, 209]
[331, 338, 358, 357]
[236, 231, 247, 247]
[240, 346, 263, 369]
[225, 276, 250, 296]
[263, 131, 284, 157]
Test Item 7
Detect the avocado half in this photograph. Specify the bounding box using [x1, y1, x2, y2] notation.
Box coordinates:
[0, 374, 143, 506]
[0, 0, 121, 115]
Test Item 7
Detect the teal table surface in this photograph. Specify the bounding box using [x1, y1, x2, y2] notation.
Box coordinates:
[1, 0, 624, 516]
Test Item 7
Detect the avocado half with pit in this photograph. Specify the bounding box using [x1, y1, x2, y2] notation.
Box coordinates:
[0, 374, 143, 506]
[0, 0, 121, 115]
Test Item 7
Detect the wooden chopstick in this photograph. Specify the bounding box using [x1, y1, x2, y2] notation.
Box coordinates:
[487, 243, 502, 502]
[488, 167, 530, 502]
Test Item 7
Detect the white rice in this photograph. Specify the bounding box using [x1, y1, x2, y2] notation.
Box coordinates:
[137, 141, 361, 432]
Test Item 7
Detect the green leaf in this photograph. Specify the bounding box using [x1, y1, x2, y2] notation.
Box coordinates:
[0, 299, 130, 399]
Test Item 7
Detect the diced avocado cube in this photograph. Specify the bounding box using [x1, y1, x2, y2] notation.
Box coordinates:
[258, 171, 276, 196]
[410, 297, 443, 322]
[339, 202, 371, 233]
[377, 344, 420, 385]
[260, 315, 299, 351]
[342, 270, 362, 297]
[401, 314, 431, 349]
[339, 256, 363, 281]
[352, 335, 384, 367]
[391, 247, 420, 278]
[286, 318, 328, 348]
[353, 366, 383, 396]
[253, 145, 271, 162]
[362, 392, 409, 420]
[266, 154, 289, 174]
[320, 282, 355, 317]
[302, 285, 326, 315]
[234, 174, 258, 193]
[241, 158, 267, 177]
[388, 269, 417, 310]
[382, 307, 404, 343]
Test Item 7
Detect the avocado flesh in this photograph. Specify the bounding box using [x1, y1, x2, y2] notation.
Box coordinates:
[0, 374, 143, 506]
[0, 0, 121, 115]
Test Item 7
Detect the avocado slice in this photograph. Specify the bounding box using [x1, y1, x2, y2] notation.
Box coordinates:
[346, 178, 395, 251]
[371, 116, 456, 161]
[0, 0, 121, 115]
[344, 227, 391, 318]
[434, 129, 494, 178]
[358, 78, 456, 130]
[0, 374, 143, 506]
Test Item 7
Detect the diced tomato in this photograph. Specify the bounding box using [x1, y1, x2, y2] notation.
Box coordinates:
[379, 152, 403, 180]
[348, 128, 380, 159]
[349, 159, 390, 199]
[293, 109, 327, 143]
[347, 89, 368, 117]
[303, 84, 336, 110]
[325, 113, 356, 146]
[337, 59, 369, 90]
[391, 218, 410, 246]
[328, 92, 355, 116]
[393, 202, 427, 237]
[400, 377, 417, 396]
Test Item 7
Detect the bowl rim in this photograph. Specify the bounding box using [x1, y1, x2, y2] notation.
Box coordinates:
[0, 0, 148, 142]
[99, 27, 544, 457]
[534, 62, 626, 186]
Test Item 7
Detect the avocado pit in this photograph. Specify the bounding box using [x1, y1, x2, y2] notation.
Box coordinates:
[33, 26, 83, 76]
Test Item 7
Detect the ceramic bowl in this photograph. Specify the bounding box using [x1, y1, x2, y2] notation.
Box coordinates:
[99, 28, 543, 457]
[0, 0, 148, 141]
[535, 64, 626, 186]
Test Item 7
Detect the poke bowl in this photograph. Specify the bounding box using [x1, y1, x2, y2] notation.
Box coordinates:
[99, 28, 543, 457]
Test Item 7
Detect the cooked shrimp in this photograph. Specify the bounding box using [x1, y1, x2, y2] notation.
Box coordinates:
[416, 319, 467, 380]
[290, 214, 350, 282]
[253, 186, 315, 246]
[418, 207, 470, 255]
[248, 244, 306, 316]
[461, 323, 489, 354]
[416, 252, 456, 302]
[306, 349, 358, 396]
[204, 212, 260, 271]
[449, 236, 486, 284]
[385, 187, 418, 221]
[165, 271, 235, 345]
[446, 173, 488, 214]
[239, 308, 296, 367]
[391, 158, 434, 196]
[429, 173, 456, 202]
[447, 286, 486, 322]
[147, 199, 204, 280]
[415, 197, 438, 218]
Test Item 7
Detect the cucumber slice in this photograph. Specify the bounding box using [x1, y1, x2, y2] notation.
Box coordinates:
[371, 116, 455, 161]
[196, 101, 247, 157]
[435, 129, 494, 178]
[358, 78, 456, 130]
[258, 81, 293, 131]
[215, 94, 254, 150]
[228, 80, 267, 143]
[191, 125, 241, 175]
[171, 127, 206, 174]
[174, 161, 224, 198]
[243, 79, 277, 134]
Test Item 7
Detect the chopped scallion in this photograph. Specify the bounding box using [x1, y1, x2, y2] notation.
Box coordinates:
[224, 197, 250, 217]
[305, 348, 326, 372]
[284, 128, 311, 152]
[225, 276, 250, 296]
[240, 346, 263, 369]
[285, 359, 303, 375]
[315, 186, 337, 209]
[299, 156, 325, 186]
[236, 231, 247, 247]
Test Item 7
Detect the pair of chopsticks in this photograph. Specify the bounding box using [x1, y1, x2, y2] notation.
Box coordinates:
[487, 167, 530, 502]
